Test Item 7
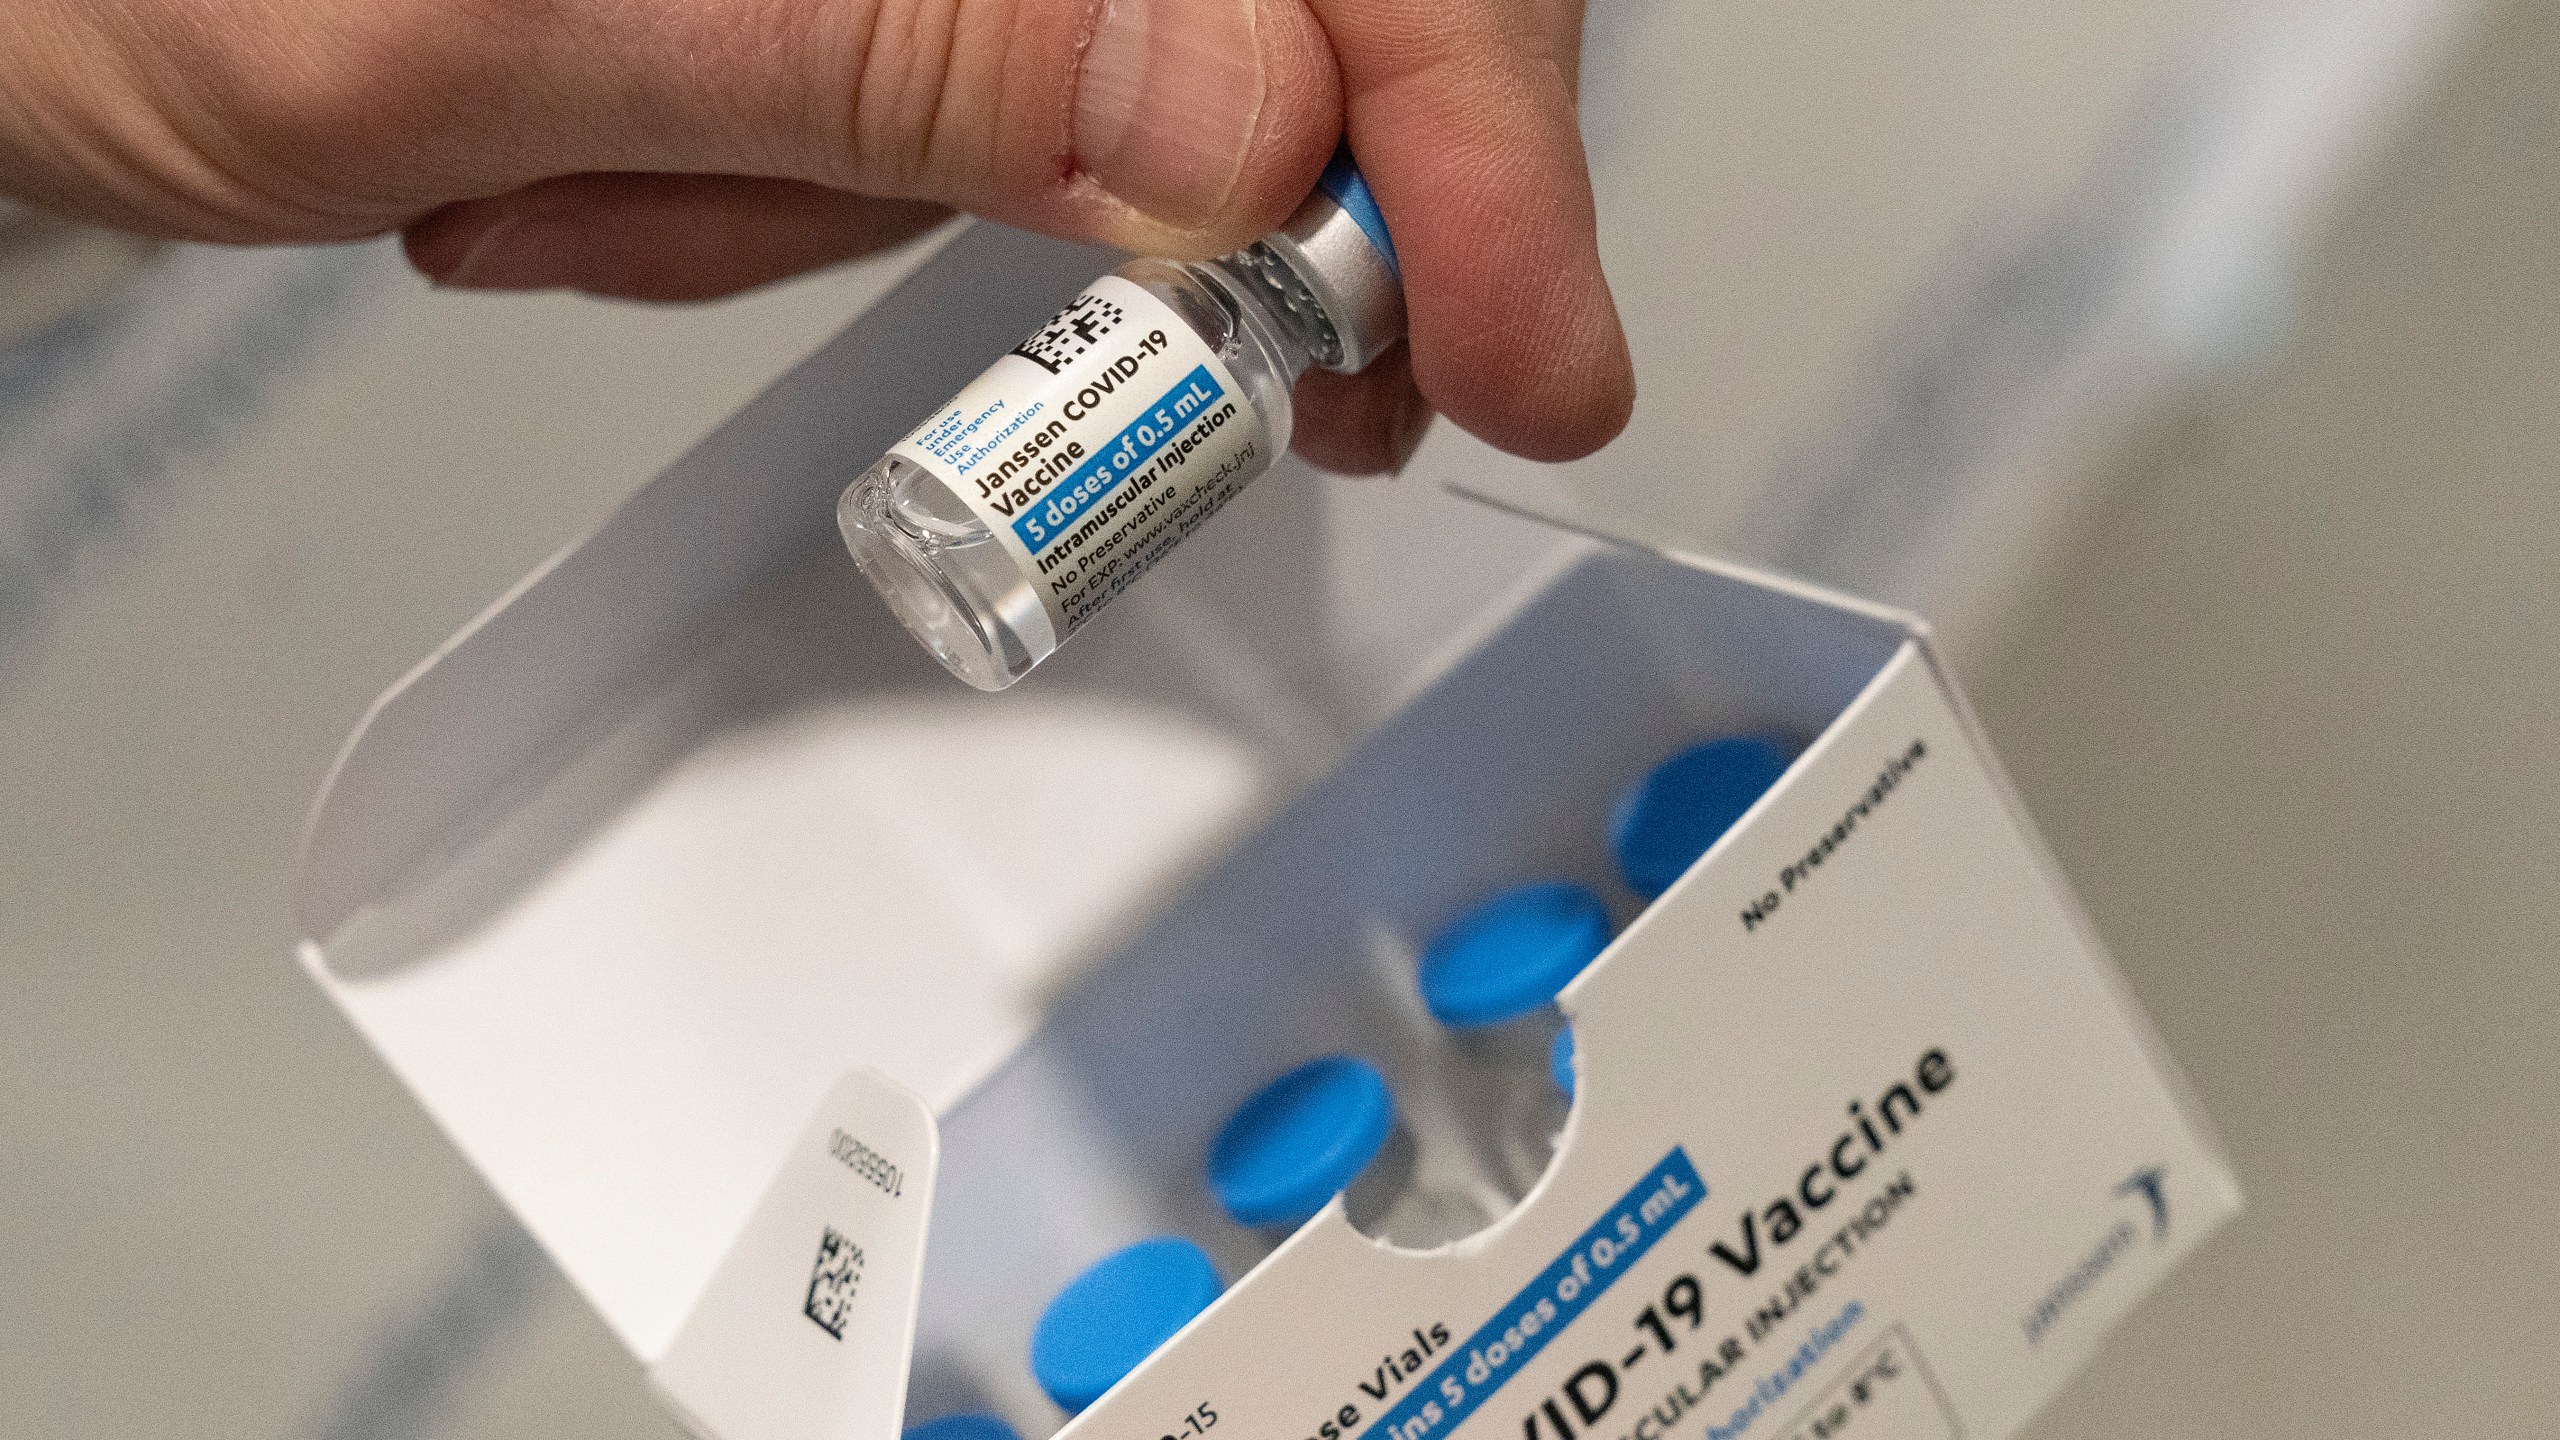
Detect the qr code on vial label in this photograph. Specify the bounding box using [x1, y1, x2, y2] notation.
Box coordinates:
[803, 1227, 864, 1339]
[1011, 292, 1127, 373]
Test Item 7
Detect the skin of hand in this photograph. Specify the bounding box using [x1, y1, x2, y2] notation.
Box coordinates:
[0, 0, 1633, 472]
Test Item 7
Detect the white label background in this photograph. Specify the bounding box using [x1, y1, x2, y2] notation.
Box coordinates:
[651, 1070, 941, 1440]
[888, 275, 1263, 639]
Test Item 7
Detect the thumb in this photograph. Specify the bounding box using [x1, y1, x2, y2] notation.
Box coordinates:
[703, 0, 1345, 254]
[1056, 0, 1344, 251]
[19, 0, 1340, 259]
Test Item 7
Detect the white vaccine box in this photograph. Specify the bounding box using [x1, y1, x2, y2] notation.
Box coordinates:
[297, 222, 2238, 1440]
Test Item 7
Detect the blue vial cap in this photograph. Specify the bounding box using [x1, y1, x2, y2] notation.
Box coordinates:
[1551, 1027, 1577, 1100]
[1611, 735, 1795, 900]
[1419, 881, 1612, 1029]
[1030, 1238, 1221, 1413]
[1316, 145, 1399, 275]
[905, 1416, 1020, 1440]
[1208, 1055, 1395, 1229]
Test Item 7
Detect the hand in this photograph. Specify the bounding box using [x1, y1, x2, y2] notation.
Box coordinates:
[0, 0, 1633, 470]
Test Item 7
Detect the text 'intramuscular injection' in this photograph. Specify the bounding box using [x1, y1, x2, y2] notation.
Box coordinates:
[837, 148, 1404, 690]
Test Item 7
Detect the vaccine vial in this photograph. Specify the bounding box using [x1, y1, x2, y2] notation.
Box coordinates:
[1417, 880, 1612, 1197]
[1206, 1054, 1487, 1251]
[905, 1415, 1021, 1440]
[1030, 1236, 1222, 1413]
[838, 149, 1405, 690]
[1610, 735, 1797, 900]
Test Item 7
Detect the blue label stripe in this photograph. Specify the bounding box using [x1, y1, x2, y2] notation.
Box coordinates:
[1011, 364, 1225, 554]
[1360, 1150, 1707, 1440]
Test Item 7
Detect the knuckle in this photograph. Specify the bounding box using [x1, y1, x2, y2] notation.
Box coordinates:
[4, 0, 379, 236]
[845, 0, 1063, 200]
[846, 0, 963, 192]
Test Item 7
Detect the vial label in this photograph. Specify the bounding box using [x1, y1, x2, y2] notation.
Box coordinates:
[888, 276, 1264, 640]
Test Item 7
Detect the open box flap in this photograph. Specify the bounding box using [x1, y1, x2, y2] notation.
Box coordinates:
[296, 223, 1103, 948]
[296, 220, 1622, 959]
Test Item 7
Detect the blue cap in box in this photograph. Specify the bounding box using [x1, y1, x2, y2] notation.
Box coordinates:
[905, 1416, 1020, 1440]
[1208, 1055, 1395, 1228]
[1419, 881, 1611, 1029]
[1610, 735, 1795, 900]
[1031, 1237, 1221, 1413]
[1551, 1026, 1577, 1100]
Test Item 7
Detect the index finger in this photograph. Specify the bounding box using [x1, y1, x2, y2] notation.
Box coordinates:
[1309, 0, 1633, 462]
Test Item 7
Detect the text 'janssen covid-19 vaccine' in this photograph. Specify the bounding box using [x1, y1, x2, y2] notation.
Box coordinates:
[836, 150, 1404, 690]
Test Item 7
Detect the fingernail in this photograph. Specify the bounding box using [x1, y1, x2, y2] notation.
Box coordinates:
[433, 214, 576, 291]
[1075, 0, 1265, 233]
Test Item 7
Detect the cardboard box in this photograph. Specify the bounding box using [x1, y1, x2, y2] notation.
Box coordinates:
[297, 221, 2237, 1440]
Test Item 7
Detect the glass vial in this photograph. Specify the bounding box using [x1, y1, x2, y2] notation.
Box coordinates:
[1206, 1054, 1488, 1252]
[838, 149, 1405, 690]
[1417, 880, 1612, 1198]
[1030, 1237, 1222, 1414]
